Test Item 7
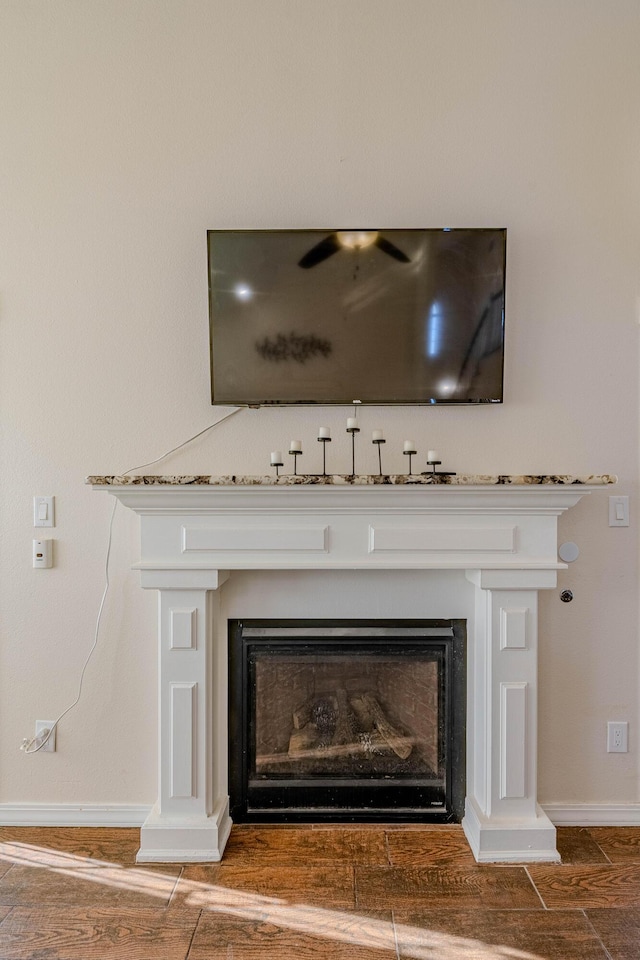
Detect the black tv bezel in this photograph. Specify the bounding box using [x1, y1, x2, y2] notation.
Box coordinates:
[207, 227, 506, 407]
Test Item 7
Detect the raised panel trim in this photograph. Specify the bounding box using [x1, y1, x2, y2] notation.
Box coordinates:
[369, 525, 515, 553]
[500, 682, 527, 799]
[170, 682, 196, 799]
[500, 607, 528, 650]
[170, 608, 197, 650]
[182, 525, 328, 553]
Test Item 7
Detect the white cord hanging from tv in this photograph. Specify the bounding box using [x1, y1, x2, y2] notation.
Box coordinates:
[20, 407, 243, 754]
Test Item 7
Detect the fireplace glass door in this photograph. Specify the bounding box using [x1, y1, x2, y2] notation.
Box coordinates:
[229, 620, 465, 822]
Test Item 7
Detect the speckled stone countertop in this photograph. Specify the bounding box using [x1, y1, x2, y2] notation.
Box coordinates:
[87, 474, 617, 486]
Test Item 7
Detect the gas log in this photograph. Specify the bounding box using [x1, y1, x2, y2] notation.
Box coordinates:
[285, 689, 413, 762]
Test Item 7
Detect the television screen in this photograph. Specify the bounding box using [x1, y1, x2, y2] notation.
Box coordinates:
[207, 228, 506, 405]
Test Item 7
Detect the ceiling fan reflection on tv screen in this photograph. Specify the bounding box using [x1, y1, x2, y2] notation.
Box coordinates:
[298, 231, 411, 269]
[207, 228, 506, 406]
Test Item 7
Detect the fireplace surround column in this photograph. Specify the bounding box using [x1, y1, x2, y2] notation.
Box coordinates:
[136, 570, 231, 863]
[463, 570, 557, 862]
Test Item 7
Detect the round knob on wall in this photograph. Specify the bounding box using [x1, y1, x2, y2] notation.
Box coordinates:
[558, 542, 579, 563]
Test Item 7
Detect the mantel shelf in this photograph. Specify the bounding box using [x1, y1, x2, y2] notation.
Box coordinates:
[87, 473, 616, 487]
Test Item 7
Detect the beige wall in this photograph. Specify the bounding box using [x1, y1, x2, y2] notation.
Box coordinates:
[1, 0, 639, 808]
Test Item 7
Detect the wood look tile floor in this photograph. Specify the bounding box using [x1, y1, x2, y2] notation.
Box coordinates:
[0, 825, 639, 958]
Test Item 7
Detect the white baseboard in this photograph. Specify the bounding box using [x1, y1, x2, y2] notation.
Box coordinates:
[0, 804, 152, 827]
[542, 803, 640, 826]
[1, 802, 639, 829]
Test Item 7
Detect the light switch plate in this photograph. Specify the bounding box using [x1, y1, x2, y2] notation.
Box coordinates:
[34, 496, 55, 527]
[609, 496, 629, 527]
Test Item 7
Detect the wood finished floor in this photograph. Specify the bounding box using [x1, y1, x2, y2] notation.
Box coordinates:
[0, 826, 639, 958]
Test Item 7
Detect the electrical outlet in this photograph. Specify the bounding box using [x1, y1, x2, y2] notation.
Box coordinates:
[34, 721, 56, 753]
[607, 721, 628, 753]
[33, 539, 53, 568]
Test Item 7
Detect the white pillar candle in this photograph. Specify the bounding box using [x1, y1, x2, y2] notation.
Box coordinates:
[372, 429, 384, 442]
[403, 440, 416, 452]
[428, 449, 439, 461]
[318, 426, 331, 439]
[346, 417, 358, 429]
[290, 440, 302, 452]
[270, 451, 282, 464]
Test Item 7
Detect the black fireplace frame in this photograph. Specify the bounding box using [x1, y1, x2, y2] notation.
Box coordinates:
[228, 618, 466, 823]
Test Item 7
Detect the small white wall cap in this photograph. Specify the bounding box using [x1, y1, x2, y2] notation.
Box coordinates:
[558, 542, 579, 562]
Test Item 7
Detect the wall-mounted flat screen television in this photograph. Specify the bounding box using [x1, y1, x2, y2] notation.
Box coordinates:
[207, 228, 506, 405]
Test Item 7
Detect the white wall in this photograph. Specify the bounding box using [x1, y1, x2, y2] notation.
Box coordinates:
[1, 0, 639, 809]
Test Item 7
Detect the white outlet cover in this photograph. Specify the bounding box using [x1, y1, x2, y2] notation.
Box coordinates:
[35, 721, 56, 752]
[607, 721, 628, 753]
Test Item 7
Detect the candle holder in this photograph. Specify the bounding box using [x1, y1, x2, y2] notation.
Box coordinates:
[270, 459, 284, 477]
[424, 459, 456, 478]
[317, 436, 331, 476]
[289, 448, 302, 475]
[372, 437, 386, 476]
[403, 447, 417, 475]
[346, 425, 360, 475]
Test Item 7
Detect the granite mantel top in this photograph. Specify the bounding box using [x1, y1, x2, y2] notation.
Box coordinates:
[87, 473, 617, 487]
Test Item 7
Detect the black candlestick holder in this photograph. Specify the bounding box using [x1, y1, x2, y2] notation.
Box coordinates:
[403, 448, 417, 475]
[289, 449, 302, 475]
[317, 436, 331, 476]
[372, 437, 386, 476]
[270, 459, 284, 477]
[346, 426, 360, 475]
[424, 459, 456, 477]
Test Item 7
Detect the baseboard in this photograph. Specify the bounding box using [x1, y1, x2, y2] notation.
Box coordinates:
[0, 804, 152, 827]
[542, 803, 640, 826]
[1, 801, 639, 829]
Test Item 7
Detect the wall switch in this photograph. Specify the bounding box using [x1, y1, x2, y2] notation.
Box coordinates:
[607, 721, 628, 753]
[609, 496, 629, 527]
[32, 539, 53, 568]
[34, 721, 56, 752]
[33, 496, 55, 527]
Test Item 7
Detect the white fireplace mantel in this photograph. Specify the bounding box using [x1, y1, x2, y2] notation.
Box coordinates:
[89, 474, 614, 864]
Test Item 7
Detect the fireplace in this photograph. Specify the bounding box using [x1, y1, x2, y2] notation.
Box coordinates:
[89, 473, 614, 862]
[228, 619, 466, 822]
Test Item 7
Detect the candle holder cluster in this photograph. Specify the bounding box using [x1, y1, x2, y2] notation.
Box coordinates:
[270, 427, 456, 478]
